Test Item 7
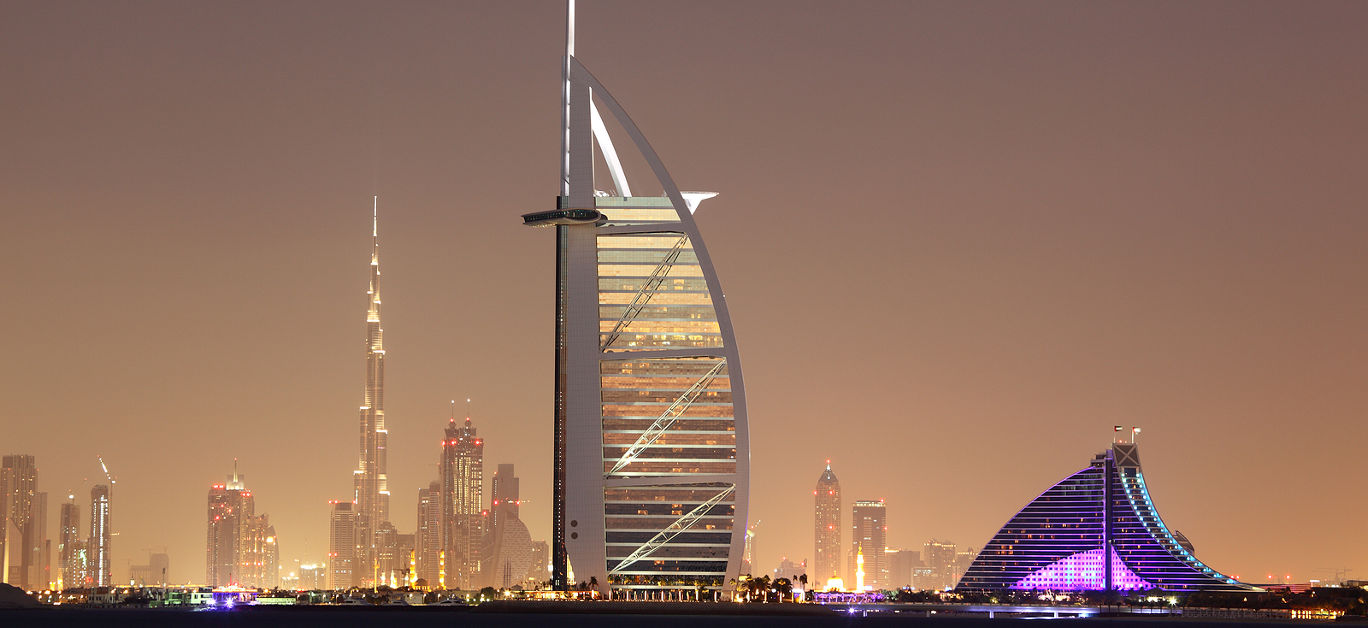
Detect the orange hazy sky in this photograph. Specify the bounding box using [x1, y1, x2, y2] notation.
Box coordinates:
[2, 1, 1365, 585]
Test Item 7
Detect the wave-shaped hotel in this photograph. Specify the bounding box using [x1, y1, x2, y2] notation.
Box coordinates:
[956, 438, 1258, 593]
[521, 2, 749, 599]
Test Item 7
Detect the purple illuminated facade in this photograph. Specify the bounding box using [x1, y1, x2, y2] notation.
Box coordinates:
[956, 442, 1257, 593]
[1012, 548, 1149, 591]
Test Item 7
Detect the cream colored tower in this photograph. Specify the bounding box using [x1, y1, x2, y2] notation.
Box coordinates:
[353, 197, 390, 586]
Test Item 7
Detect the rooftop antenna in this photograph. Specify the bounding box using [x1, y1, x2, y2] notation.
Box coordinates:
[465, 397, 472, 425]
[450, 399, 456, 423]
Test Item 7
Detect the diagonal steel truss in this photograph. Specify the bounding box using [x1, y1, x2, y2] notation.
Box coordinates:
[609, 484, 736, 574]
[607, 359, 726, 477]
[601, 235, 689, 351]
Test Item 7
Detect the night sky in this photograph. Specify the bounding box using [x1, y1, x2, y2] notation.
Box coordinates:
[3, 1, 1365, 586]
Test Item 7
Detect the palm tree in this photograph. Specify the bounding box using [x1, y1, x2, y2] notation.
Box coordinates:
[773, 578, 793, 603]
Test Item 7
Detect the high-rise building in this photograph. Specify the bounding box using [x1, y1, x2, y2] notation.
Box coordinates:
[375, 521, 399, 587]
[1, 454, 38, 589]
[774, 557, 807, 582]
[481, 464, 533, 590]
[298, 563, 327, 590]
[521, 4, 750, 597]
[259, 522, 279, 589]
[31, 491, 48, 589]
[440, 412, 483, 589]
[88, 484, 111, 588]
[849, 500, 887, 591]
[489, 464, 518, 537]
[885, 548, 922, 589]
[415, 481, 442, 587]
[206, 470, 248, 587]
[58, 498, 81, 590]
[327, 500, 356, 590]
[922, 539, 958, 592]
[813, 462, 841, 586]
[527, 540, 549, 585]
[353, 197, 392, 587]
[206, 464, 277, 588]
[129, 552, 169, 587]
[395, 533, 415, 588]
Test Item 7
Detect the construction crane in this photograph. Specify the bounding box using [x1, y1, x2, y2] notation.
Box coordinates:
[98, 456, 117, 490]
[98, 456, 119, 536]
[1313, 567, 1353, 585]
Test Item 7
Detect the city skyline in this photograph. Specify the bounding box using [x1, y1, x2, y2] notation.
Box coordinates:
[3, 1, 1366, 586]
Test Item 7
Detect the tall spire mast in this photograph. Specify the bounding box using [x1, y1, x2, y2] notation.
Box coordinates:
[566, 0, 575, 58]
[560, 0, 575, 196]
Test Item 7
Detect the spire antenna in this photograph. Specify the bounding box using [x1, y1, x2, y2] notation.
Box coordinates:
[566, 0, 575, 58]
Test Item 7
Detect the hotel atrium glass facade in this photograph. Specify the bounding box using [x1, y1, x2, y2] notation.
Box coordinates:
[956, 443, 1255, 593]
[524, 44, 748, 597]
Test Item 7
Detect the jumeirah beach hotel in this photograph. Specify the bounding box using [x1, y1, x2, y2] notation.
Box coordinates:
[957, 437, 1257, 593]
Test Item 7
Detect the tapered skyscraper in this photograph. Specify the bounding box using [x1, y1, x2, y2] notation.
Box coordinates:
[814, 462, 841, 585]
[522, 2, 750, 598]
[353, 197, 391, 586]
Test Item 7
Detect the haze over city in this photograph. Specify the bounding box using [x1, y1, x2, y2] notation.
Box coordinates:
[2, 0, 1365, 589]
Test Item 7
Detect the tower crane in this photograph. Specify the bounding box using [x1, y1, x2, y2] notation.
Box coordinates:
[98, 456, 119, 536]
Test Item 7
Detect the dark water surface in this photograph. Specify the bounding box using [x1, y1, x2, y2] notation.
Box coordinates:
[1, 607, 1344, 628]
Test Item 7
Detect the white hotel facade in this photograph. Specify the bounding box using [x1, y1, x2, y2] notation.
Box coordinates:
[523, 3, 750, 599]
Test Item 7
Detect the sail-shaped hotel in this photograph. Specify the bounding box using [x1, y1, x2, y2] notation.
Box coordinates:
[957, 438, 1257, 593]
[522, 3, 750, 598]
